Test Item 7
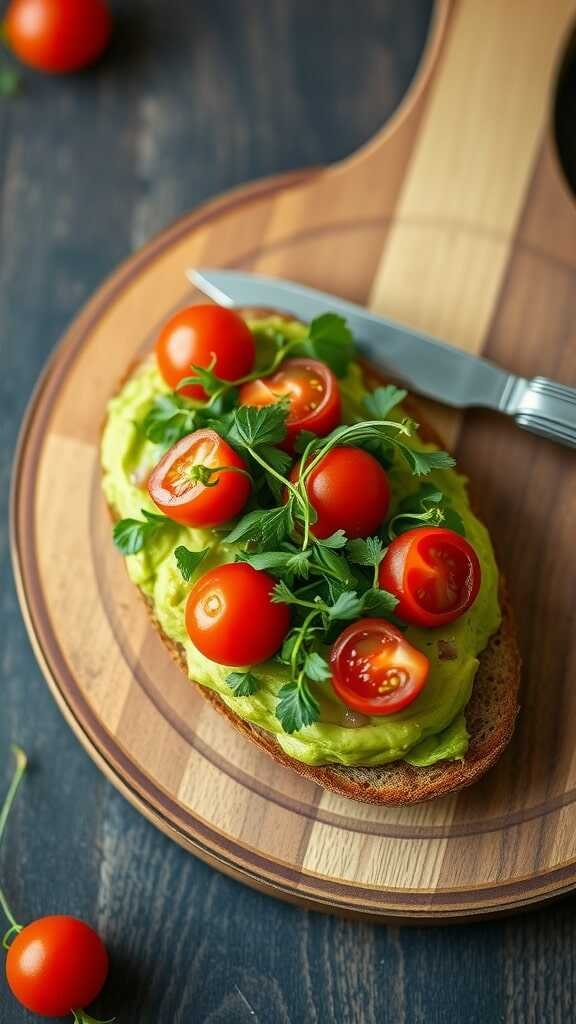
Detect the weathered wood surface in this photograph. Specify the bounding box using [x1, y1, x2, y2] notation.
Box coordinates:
[3, 0, 576, 1019]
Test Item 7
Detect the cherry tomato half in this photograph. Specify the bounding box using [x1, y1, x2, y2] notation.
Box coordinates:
[239, 358, 341, 449]
[155, 304, 255, 399]
[6, 915, 108, 1017]
[5, 0, 112, 74]
[379, 527, 482, 628]
[290, 447, 390, 540]
[148, 429, 250, 527]
[330, 618, 429, 715]
[185, 563, 290, 665]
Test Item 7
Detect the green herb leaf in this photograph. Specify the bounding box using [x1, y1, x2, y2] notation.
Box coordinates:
[113, 508, 171, 555]
[174, 545, 209, 581]
[316, 530, 348, 549]
[141, 509, 170, 524]
[142, 393, 197, 447]
[227, 670, 260, 696]
[396, 444, 456, 477]
[293, 430, 318, 454]
[259, 445, 292, 476]
[276, 682, 320, 733]
[303, 651, 331, 682]
[387, 482, 465, 538]
[271, 579, 299, 605]
[363, 385, 407, 419]
[242, 548, 311, 582]
[361, 588, 399, 616]
[225, 504, 293, 549]
[279, 632, 299, 663]
[229, 402, 289, 449]
[301, 314, 355, 378]
[177, 359, 223, 395]
[313, 544, 354, 585]
[346, 536, 385, 568]
[442, 505, 466, 536]
[327, 591, 364, 621]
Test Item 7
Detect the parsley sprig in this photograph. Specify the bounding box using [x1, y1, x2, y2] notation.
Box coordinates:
[113, 509, 172, 555]
[224, 404, 455, 553]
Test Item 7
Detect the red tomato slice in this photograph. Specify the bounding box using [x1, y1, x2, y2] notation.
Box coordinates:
[185, 563, 290, 665]
[155, 304, 255, 399]
[239, 358, 341, 449]
[330, 618, 429, 715]
[148, 429, 250, 527]
[289, 446, 390, 539]
[379, 527, 482, 627]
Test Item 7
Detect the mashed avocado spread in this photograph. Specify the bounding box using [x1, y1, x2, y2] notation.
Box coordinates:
[101, 317, 500, 768]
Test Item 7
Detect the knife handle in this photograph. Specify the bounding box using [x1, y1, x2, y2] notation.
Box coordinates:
[512, 377, 576, 449]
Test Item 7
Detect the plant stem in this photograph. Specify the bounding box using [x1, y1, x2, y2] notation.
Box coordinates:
[207, 338, 301, 408]
[247, 448, 309, 524]
[301, 419, 406, 483]
[72, 1011, 116, 1024]
[0, 747, 26, 939]
[290, 608, 321, 678]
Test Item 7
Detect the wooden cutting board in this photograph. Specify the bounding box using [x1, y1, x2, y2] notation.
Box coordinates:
[11, 0, 576, 921]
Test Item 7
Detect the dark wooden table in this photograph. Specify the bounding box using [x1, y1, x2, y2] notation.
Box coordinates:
[1, 2, 575, 1021]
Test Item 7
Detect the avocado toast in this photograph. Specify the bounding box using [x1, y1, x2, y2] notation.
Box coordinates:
[101, 307, 520, 805]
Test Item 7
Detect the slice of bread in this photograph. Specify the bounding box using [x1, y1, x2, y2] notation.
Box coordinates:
[108, 309, 521, 805]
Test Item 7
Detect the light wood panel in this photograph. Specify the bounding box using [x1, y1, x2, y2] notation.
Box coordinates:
[11, 0, 576, 920]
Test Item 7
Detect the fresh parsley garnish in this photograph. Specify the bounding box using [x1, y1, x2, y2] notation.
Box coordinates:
[361, 588, 399, 616]
[303, 651, 331, 682]
[326, 590, 364, 621]
[227, 670, 260, 697]
[142, 393, 198, 447]
[296, 313, 355, 378]
[315, 530, 348, 549]
[176, 358, 226, 397]
[387, 482, 465, 539]
[116, 312, 464, 737]
[363, 385, 407, 419]
[228, 400, 290, 449]
[174, 545, 209, 581]
[113, 509, 171, 555]
[395, 445, 456, 477]
[276, 682, 320, 733]
[346, 536, 386, 585]
[225, 504, 294, 549]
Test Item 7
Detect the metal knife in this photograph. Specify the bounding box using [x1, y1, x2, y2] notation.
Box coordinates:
[188, 268, 576, 449]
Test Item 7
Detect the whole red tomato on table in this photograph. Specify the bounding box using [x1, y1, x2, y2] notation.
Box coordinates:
[4, 0, 112, 74]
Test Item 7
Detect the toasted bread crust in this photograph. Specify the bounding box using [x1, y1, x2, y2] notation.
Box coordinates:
[107, 308, 521, 804]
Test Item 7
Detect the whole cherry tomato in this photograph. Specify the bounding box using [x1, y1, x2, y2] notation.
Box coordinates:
[330, 618, 429, 715]
[379, 526, 481, 627]
[6, 915, 108, 1017]
[155, 305, 255, 399]
[148, 429, 251, 527]
[239, 358, 341, 450]
[4, 0, 112, 74]
[185, 563, 290, 665]
[290, 447, 390, 539]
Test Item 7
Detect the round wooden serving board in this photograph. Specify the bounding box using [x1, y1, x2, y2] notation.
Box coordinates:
[11, 0, 576, 921]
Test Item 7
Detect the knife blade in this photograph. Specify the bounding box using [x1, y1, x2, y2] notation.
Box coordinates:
[187, 268, 576, 448]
